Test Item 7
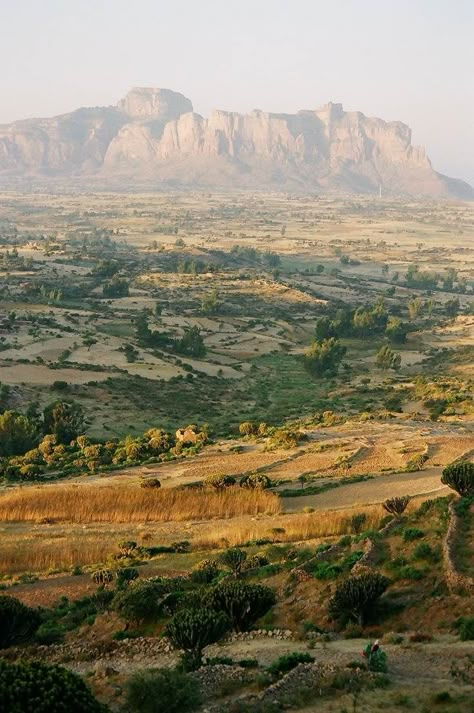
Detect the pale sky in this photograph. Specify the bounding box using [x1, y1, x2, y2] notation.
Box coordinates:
[1, 0, 473, 184]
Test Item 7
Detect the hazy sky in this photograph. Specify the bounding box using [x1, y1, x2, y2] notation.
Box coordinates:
[2, 0, 473, 183]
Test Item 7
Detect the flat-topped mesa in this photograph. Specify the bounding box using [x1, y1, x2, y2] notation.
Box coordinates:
[0, 87, 471, 198]
[117, 88, 193, 122]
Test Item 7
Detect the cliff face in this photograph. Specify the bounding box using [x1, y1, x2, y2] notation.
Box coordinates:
[0, 88, 471, 198]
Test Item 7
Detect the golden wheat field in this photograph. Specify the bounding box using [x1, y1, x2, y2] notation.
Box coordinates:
[0, 502, 387, 575]
[0, 484, 281, 524]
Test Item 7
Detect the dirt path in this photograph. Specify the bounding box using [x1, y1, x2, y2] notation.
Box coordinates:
[58, 635, 474, 684]
[282, 467, 450, 512]
[210, 636, 474, 683]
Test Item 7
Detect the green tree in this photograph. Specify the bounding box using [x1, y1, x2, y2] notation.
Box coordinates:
[0, 595, 40, 648]
[165, 608, 230, 670]
[126, 668, 201, 713]
[42, 400, 85, 443]
[175, 327, 206, 358]
[205, 581, 276, 632]
[303, 338, 346, 377]
[218, 548, 247, 578]
[385, 317, 409, 344]
[382, 495, 410, 517]
[408, 297, 423, 319]
[201, 289, 219, 315]
[314, 316, 336, 340]
[441, 461, 474, 497]
[0, 660, 108, 713]
[0, 411, 38, 457]
[328, 573, 389, 626]
[102, 275, 129, 298]
[445, 298, 460, 318]
[376, 345, 401, 371]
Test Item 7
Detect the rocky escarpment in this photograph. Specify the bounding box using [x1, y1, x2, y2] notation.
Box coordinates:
[0, 87, 472, 198]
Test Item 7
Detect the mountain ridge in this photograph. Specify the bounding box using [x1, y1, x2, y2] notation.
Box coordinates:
[0, 87, 471, 198]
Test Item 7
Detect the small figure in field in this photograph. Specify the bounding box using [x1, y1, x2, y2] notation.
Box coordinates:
[362, 639, 387, 672]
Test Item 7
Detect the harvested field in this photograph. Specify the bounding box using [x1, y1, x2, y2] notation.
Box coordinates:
[0, 363, 111, 384]
[349, 442, 408, 474]
[425, 436, 474, 466]
[267, 442, 357, 480]
[179, 449, 287, 480]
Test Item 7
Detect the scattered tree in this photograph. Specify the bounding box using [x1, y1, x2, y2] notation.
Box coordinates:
[303, 338, 346, 377]
[441, 461, 474, 497]
[42, 400, 85, 444]
[206, 581, 276, 632]
[165, 608, 230, 670]
[329, 573, 390, 626]
[218, 548, 247, 578]
[0, 411, 38, 457]
[376, 345, 401, 371]
[382, 495, 410, 517]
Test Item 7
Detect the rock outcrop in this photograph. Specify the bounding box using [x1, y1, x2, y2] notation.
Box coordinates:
[0, 88, 471, 198]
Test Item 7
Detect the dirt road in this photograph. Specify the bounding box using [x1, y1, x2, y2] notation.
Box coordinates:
[282, 467, 450, 512]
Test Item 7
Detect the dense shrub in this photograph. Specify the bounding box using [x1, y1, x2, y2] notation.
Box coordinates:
[92, 569, 114, 587]
[402, 528, 424, 542]
[205, 581, 276, 632]
[117, 540, 138, 557]
[459, 618, 474, 641]
[243, 554, 270, 571]
[441, 461, 474, 497]
[309, 562, 342, 580]
[218, 548, 247, 578]
[240, 473, 272, 490]
[350, 513, 367, 534]
[35, 620, 64, 646]
[204, 473, 236, 489]
[0, 595, 40, 649]
[412, 543, 438, 562]
[328, 573, 390, 626]
[239, 422, 258, 437]
[165, 608, 230, 670]
[113, 581, 169, 625]
[140, 478, 161, 489]
[125, 667, 201, 713]
[268, 652, 314, 677]
[190, 559, 220, 584]
[0, 659, 108, 712]
[116, 567, 139, 588]
[90, 590, 114, 613]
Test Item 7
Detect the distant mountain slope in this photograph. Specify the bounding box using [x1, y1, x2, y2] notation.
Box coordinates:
[0, 87, 472, 198]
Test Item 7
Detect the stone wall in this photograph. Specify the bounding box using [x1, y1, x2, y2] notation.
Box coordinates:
[443, 500, 474, 594]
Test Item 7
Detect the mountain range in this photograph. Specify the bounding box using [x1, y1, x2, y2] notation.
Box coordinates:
[0, 87, 471, 198]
